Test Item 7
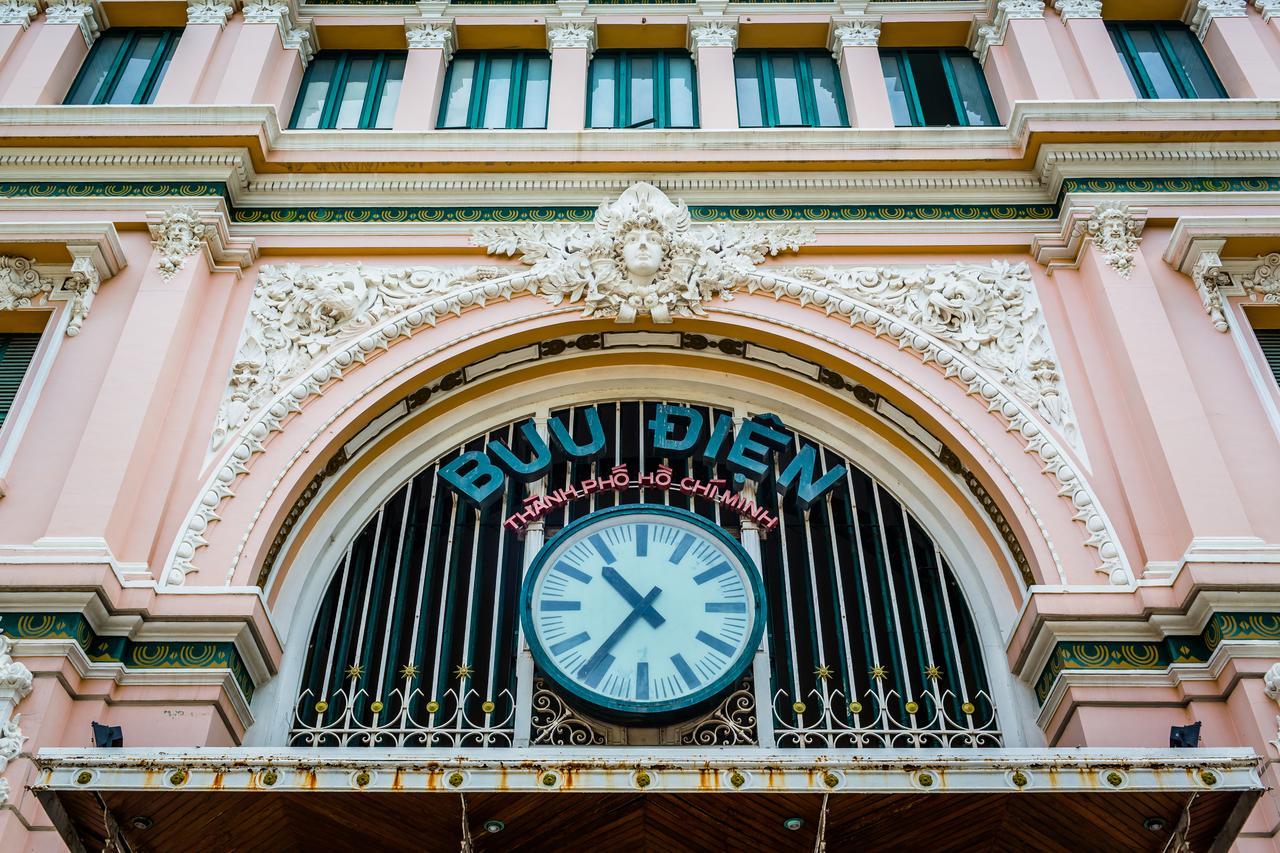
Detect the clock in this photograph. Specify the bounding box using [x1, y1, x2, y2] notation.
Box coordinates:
[521, 504, 765, 719]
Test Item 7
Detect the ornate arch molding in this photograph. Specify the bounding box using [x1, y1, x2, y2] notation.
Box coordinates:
[167, 184, 1128, 587]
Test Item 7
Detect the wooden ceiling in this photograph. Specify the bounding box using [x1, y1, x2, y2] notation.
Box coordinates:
[43, 787, 1252, 852]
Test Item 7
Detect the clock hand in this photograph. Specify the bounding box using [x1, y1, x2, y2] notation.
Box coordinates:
[602, 566, 665, 628]
[577, 585, 663, 683]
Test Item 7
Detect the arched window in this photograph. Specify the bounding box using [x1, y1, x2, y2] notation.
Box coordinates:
[289, 401, 1000, 748]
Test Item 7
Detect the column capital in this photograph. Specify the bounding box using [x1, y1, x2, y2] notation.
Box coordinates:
[828, 17, 881, 55]
[688, 19, 738, 53]
[0, 1, 38, 29]
[406, 19, 454, 60]
[147, 206, 256, 282]
[188, 0, 236, 26]
[1052, 0, 1101, 20]
[1189, 0, 1248, 41]
[547, 19, 596, 56]
[1078, 201, 1144, 279]
[1258, 0, 1280, 23]
[43, 0, 102, 48]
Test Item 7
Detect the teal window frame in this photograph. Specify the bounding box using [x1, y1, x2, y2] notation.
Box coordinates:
[1106, 21, 1227, 99]
[0, 333, 40, 429]
[879, 48, 998, 128]
[437, 50, 551, 130]
[734, 50, 848, 128]
[1256, 328, 1280, 388]
[289, 50, 405, 130]
[587, 50, 698, 129]
[63, 28, 181, 105]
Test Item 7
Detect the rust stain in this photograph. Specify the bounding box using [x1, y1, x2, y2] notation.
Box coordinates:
[698, 768, 718, 791]
[211, 771, 225, 790]
[561, 767, 575, 791]
[497, 766, 508, 791]
[142, 769, 157, 787]
[302, 769, 318, 791]
[392, 768, 404, 791]
[426, 768, 442, 791]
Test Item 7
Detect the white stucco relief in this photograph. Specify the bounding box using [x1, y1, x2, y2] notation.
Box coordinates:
[0, 254, 101, 336]
[0, 633, 32, 805]
[175, 183, 1123, 587]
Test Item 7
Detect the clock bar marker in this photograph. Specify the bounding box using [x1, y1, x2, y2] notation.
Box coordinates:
[636, 662, 649, 700]
[550, 631, 591, 655]
[705, 602, 747, 613]
[671, 653, 701, 689]
[636, 524, 648, 556]
[669, 534, 694, 565]
[696, 630, 737, 657]
[552, 562, 592, 584]
[589, 534, 616, 564]
[693, 562, 732, 585]
[580, 653, 615, 688]
[541, 600, 581, 611]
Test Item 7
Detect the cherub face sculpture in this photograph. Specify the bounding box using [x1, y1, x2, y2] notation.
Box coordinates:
[621, 227, 664, 283]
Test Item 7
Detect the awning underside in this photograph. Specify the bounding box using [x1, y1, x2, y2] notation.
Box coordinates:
[32, 748, 1263, 853]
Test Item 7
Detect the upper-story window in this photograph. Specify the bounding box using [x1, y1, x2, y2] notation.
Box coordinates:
[63, 29, 180, 105]
[879, 49, 998, 128]
[734, 50, 847, 128]
[1107, 22, 1226, 99]
[438, 51, 551, 129]
[589, 50, 697, 129]
[290, 51, 406, 130]
[0, 333, 40, 429]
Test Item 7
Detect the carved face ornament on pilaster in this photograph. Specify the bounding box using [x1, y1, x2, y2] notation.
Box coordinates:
[1080, 202, 1141, 279]
[150, 207, 209, 281]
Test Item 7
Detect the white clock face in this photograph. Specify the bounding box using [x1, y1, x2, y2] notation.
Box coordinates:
[522, 505, 765, 716]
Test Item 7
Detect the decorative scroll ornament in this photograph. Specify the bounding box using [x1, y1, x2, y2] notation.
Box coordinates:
[1192, 251, 1231, 332]
[0, 257, 49, 311]
[149, 207, 208, 281]
[241, 1, 287, 23]
[829, 21, 881, 51]
[688, 22, 738, 49]
[679, 680, 756, 745]
[1080, 202, 1141, 279]
[189, 184, 1121, 585]
[474, 181, 814, 324]
[187, 0, 234, 25]
[530, 679, 606, 746]
[0, 634, 32, 805]
[44, 0, 99, 47]
[1190, 0, 1248, 40]
[790, 261, 1077, 438]
[547, 22, 595, 53]
[1242, 253, 1280, 302]
[0, 0, 38, 27]
[406, 23, 453, 55]
[0, 255, 101, 336]
[1052, 0, 1102, 18]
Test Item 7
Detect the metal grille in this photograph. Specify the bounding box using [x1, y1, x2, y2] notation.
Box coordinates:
[290, 400, 999, 748]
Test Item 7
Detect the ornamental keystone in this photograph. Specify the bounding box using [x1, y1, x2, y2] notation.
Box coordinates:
[1080, 202, 1141, 279]
[149, 207, 210, 282]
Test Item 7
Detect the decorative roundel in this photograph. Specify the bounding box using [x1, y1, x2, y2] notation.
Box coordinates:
[520, 504, 766, 719]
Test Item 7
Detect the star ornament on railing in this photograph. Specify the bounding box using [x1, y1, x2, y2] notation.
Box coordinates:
[869, 664, 888, 681]
[454, 663, 474, 681]
[925, 665, 943, 681]
[345, 663, 364, 680]
[399, 663, 419, 680]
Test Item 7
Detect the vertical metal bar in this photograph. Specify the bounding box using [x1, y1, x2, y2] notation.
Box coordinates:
[872, 486, 914, 715]
[483, 424, 516, 726]
[932, 542, 974, 719]
[514, 412, 550, 746]
[426, 494, 459, 713]
[845, 466, 885, 723]
[794, 437, 832, 718]
[737, 491, 774, 747]
[821, 447, 859, 712]
[400, 462, 442, 728]
[314, 548, 354, 718]
[372, 479, 414, 703]
[900, 504, 940, 729]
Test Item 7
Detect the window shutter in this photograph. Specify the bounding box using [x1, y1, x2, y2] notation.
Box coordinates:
[0, 333, 40, 428]
[1257, 329, 1280, 386]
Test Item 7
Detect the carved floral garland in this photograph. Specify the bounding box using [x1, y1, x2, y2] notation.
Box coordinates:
[174, 184, 1120, 586]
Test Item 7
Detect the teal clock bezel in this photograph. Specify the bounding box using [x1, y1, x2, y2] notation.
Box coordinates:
[520, 503, 767, 720]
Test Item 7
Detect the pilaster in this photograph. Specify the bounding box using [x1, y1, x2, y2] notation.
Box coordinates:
[214, 1, 314, 116]
[153, 1, 237, 104]
[546, 19, 594, 131]
[1190, 0, 1280, 98]
[1051, 0, 1135, 99]
[974, 1, 1073, 102]
[0, 0, 102, 104]
[828, 18, 893, 128]
[396, 20, 454, 131]
[688, 20, 738, 129]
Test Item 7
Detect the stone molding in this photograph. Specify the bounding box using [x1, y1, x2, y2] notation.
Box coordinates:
[0, 633, 32, 805]
[406, 20, 454, 60]
[828, 18, 881, 54]
[1051, 0, 1101, 19]
[546, 20, 595, 55]
[179, 183, 1121, 588]
[970, 0, 1046, 63]
[688, 20, 738, 52]
[0, 0, 38, 28]
[43, 0, 100, 48]
[187, 0, 235, 26]
[1079, 202, 1142, 279]
[1189, 0, 1248, 40]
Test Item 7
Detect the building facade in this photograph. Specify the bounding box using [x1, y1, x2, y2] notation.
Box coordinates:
[0, 0, 1279, 848]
